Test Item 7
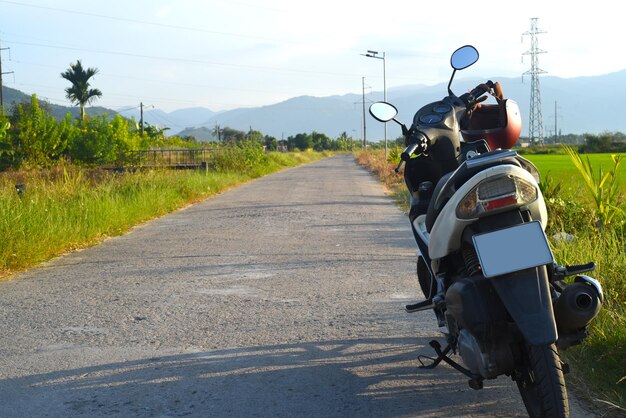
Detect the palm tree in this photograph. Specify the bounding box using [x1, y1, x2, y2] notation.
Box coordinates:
[60, 60, 102, 122]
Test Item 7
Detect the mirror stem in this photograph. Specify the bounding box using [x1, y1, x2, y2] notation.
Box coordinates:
[447, 69, 457, 96]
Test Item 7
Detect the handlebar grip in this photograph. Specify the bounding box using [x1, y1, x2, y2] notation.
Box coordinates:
[469, 80, 494, 101]
[401, 131, 429, 161]
[401, 143, 420, 161]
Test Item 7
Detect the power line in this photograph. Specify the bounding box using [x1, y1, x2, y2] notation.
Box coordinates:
[11, 59, 312, 96]
[0, 0, 298, 46]
[145, 109, 179, 127]
[6, 39, 363, 79]
[0, 0, 415, 60]
[116, 104, 142, 113]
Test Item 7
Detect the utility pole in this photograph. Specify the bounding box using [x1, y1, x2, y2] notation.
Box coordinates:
[0, 40, 15, 116]
[355, 77, 372, 149]
[522, 18, 547, 145]
[362, 76, 367, 149]
[554, 101, 557, 144]
[140, 102, 144, 136]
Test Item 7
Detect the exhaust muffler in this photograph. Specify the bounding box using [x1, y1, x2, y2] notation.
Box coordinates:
[553, 275, 603, 334]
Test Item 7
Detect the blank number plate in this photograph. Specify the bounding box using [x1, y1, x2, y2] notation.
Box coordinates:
[472, 221, 554, 278]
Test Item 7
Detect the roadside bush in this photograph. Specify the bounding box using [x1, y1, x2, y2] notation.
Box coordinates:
[209, 141, 269, 175]
[10, 95, 69, 166]
[0, 117, 17, 170]
[69, 114, 139, 165]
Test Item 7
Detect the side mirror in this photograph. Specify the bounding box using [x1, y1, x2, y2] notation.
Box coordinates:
[450, 45, 479, 70]
[369, 102, 398, 123]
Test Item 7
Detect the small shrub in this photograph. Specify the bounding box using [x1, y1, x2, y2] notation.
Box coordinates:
[11, 95, 69, 166]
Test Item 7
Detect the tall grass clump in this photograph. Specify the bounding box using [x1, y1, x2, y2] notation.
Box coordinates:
[562, 145, 624, 229]
[355, 149, 407, 207]
[0, 165, 243, 275]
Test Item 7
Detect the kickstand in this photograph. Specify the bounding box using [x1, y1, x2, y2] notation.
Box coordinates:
[418, 340, 484, 390]
[418, 340, 451, 369]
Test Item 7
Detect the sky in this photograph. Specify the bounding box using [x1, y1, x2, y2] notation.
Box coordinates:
[1, 0, 624, 116]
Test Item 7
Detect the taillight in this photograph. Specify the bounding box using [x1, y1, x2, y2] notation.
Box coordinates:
[456, 175, 537, 219]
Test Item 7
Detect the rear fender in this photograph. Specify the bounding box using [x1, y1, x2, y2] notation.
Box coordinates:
[490, 266, 557, 345]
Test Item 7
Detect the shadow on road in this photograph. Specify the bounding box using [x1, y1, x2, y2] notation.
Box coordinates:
[2, 337, 524, 417]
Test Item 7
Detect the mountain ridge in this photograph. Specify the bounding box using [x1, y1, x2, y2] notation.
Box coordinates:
[1, 86, 117, 120]
[3, 69, 625, 140]
[189, 69, 626, 139]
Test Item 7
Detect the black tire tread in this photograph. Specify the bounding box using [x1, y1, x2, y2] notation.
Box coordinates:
[523, 344, 569, 417]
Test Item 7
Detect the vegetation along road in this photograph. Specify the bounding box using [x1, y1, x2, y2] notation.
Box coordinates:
[0, 155, 592, 417]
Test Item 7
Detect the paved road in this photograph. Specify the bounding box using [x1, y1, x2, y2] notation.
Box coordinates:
[0, 155, 591, 417]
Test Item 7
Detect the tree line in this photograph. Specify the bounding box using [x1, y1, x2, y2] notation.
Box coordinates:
[0, 95, 358, 171]
[0, 94, 199, 170]
[0, 59, 360, 171]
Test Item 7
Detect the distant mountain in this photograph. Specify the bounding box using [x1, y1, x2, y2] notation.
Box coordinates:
[1, 86, 116, 120]
[176, 126, 218, 141]
[5, 69, 626, 140]
[195, 95, 360, 140]
[2, 86, 33, 110]
[188, 70, 626, 140]
[120, 107, 218, 134]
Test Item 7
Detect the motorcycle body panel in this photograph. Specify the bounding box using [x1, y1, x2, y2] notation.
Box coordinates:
[411, 155, 558, 347]
[428, 164, 547, 260]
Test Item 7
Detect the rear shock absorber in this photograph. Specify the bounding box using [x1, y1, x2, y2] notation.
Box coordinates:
[462, 244, 481, 276]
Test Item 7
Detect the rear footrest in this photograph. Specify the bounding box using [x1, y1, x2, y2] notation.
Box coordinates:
[405, 299, 435, 313]
[554, 262, 596, 280]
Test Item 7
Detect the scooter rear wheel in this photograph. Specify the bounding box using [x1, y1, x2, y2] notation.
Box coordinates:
[516, 343, 569, 418]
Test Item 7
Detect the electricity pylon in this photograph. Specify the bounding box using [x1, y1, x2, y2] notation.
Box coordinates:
[522, 18, 547, 145]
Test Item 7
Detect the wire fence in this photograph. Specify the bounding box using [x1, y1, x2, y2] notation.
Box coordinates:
[126, 148, 223, 169]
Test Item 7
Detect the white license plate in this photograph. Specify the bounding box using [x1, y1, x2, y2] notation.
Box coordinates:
[472, 221, 554, 278]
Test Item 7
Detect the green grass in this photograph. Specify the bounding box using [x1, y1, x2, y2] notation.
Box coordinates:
[0, 150, 328, 278]
[524, 153, 626, 200]
[530, 152, 626, 413]
[551, 231, 626, 414]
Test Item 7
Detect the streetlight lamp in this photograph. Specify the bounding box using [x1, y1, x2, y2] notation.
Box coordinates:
[362, 50, 387, 158]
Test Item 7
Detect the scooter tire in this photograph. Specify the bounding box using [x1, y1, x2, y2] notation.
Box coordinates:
[516, 343, 569, 418]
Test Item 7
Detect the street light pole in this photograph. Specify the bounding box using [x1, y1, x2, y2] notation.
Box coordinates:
[362, 50, 387, 159]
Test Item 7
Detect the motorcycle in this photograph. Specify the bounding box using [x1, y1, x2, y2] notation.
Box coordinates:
[369, 45, 603, 417]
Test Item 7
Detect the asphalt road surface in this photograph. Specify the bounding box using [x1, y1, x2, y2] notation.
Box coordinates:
[0, 154, 592, 417]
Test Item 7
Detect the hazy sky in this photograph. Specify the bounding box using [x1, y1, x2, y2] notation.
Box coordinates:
[1, 0, 623, 114]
